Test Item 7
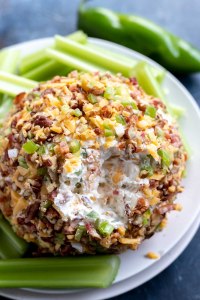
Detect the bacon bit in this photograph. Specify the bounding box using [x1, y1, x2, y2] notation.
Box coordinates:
[59, 141, 69, 155]
[94, 127, 102, 135]
[134, 198, 149, 214]
[41, 88, 55, 97]
[33, 115, 53, 128]
[25, 202, 40, 223]
[100, 106, 112, 118]
[49, 189, 58, 199]
[85, 223, 101, 239]
[146, 252, 160, 259]
[14, 92, 26, 107]
[113, 190, 119, 195]
[43, 158, 53, 167]
[129, 77, 138, 85]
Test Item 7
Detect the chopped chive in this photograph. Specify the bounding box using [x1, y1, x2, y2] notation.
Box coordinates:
[115, 114, 126, 125]
[22, 140, 39, 154]
[18, 156, 28, 169]
[158, 148, 171, 168]
[97, 220, 114, 236]
[145, 105, 157, 118]
[88, 93, 98, 104]
[69, 140, 81, 153]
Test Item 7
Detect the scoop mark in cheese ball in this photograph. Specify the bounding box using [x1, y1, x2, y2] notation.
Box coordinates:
[0, 71, 187, 255]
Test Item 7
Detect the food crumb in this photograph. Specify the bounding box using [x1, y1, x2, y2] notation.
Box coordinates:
[146, 252, 160, 259]
[174, 203, 183, 211]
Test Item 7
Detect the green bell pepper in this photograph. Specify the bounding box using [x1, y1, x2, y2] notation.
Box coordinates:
[78, 0, 200, 73]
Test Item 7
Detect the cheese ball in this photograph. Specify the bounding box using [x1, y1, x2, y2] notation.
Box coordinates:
[0, 71, 187, 255]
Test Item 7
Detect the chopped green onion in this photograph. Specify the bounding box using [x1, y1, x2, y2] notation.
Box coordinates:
[116, 114, 126, 125]
[142, 209, 151, 226]
[37, 145, 46, 155]
[104, 87, 114, 100]
[37, 167, 47, 176]
[130, 101, 138, 110]
[75, 225, 86, 242]
[140, 155, 154, 176]
[97, 220, 114, 236]
[182, 169, 187, 178]
[88, 93, 98, 104]
[41, 200, 52, 209]
[87, 211, 99, 220]
[18, 156, 28, 169]
[158, 148, 171, 168]
[0, 255, 120, 288]
[69, 140, 81, 153]
[104, 128, 115, 137]
[145, 105, 157, 118]
[121, 99, 138, 110]
[71, 108, 82, 117]
[54, 233, 65, 245]
[22, 140, 39, 154]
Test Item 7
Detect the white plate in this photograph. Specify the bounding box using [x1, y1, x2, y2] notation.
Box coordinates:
[0, 213, 199, 300]
[1, 37, 200, 292]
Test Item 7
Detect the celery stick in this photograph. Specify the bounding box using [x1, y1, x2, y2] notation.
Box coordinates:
[0, 95, 12, 123]
[46, 48, 106, 72]
[0, 256, 120, 288]
[169, 104, 185, 119]
[0, 81, 30, 96]
[19, 31, 87, 74]
[88, 43, 165, 83]
[0, 214, 28, 259]
[0, 49, 20, 73]
[23, 60, 72, 81]
[178, 127, 192, 157]
[19, 49, 48, 75]
[0, 71, 36, 89]
[131, 61, 165, 100]
[55, 35, 133, 76]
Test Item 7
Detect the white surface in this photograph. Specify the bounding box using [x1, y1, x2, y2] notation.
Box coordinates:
[0, 37, 199, 298]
